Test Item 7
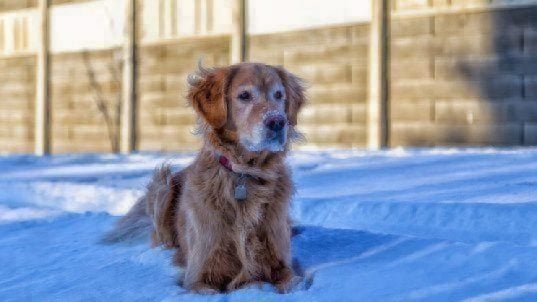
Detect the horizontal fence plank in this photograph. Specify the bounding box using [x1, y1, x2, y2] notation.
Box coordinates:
[286, 63, 354, 85]
[51, 141, 113, 153]
[390, 99, 433, 121]
[435, 55, 537, 79]
[391, 76, 523, 99]
[435, 100, 537, 124]
[283, 44, 368, 65]
[52, 111, 107, 125]
[0, 0, 36, 11]
[139, 93, 189, 107]
[248, 25, 359, 49]
[391, 59, 433, 79]
[391, 121, 523, 146]
[434, 11, 497, 35]
[299, 104, 353, 124]
[0, 98, 33, 109]
[394, 0, 431, 11]
[431, 5, 537, 31]
[0, 123, 33, 138]
[137, 139, 202, 152]
[0, 141, 33, 153]
[0, 110, 33, 122]
[391, 16, 433, 37]
[351, 104, 368, 123]
[392, 32, 523, 59]
[300, 124, 367, 145]
[138, 108, 197, 126]
[308, 84, 367, 104]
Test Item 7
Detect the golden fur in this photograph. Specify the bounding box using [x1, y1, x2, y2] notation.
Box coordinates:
[106, 63, 306, 293]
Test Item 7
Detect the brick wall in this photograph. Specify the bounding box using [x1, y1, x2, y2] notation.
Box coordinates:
[390, 5, 537, 146]
[249, 24, 370, 148]
[0, 56, 35, 153]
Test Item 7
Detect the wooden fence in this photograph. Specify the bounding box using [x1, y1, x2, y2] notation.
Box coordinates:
[1, 0, 537, 154]
[390, 0, 537, 146]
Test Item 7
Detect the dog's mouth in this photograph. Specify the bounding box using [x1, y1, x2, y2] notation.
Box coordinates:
[241, 125, 288, 152]
[263, 129, 287, 151]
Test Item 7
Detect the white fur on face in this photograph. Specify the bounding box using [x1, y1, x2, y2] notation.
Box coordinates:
[235, 83, 288, 152]
[232, 74, 289, 152]
[241, 112, 288, 152]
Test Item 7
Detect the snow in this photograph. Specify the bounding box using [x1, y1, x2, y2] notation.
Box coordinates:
[1, 148, 537, 301]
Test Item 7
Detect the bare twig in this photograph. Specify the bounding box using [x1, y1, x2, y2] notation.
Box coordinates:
[82, 50, 121, 153]
[80, 4, 126, 153]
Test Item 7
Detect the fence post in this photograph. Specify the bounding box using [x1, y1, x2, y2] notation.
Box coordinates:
[35, 0, 50, 155]
[120, 0, 137, 154]
[230, 0, 246, 63]
[367, 0, 390, 149]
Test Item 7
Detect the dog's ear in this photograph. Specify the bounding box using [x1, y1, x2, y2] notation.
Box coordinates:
[187, 67, 230, 129]
[276, 67, 306, 126]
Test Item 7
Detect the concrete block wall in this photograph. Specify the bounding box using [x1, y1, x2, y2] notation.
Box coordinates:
[390, 5, 537, 146]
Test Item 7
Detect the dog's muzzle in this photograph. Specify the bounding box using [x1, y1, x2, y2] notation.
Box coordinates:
[242, 114, 288, 151]
[264, 114, 287, 145]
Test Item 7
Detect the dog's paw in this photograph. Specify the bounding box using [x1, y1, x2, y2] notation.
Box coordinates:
[272, 267, 297, 294]
[227, 280, 264, 292]
[190, 282, 219, 295]
[275, 275, 304, 294]
[226, 271, 253, 291]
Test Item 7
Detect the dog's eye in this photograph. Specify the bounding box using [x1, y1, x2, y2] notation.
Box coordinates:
[274, 90, 283, 100]
[238, 91, 251, 101]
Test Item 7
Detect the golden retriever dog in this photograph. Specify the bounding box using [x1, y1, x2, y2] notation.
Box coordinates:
[105, 63, 306, 293]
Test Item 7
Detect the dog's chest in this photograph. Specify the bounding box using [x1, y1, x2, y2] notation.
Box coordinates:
[232, 179, 274, 223]
[189, 163, 288, 227]
[210, 176, 275, 226]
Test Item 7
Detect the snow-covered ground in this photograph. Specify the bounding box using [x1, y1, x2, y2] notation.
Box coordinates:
[1, 148, 537, 301]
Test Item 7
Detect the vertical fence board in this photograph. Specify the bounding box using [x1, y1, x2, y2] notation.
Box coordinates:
[121, 0, 136, 153]
[34, 0, 50, 155]
[230, 0, 246, 63]
[367, 0, 390, 149]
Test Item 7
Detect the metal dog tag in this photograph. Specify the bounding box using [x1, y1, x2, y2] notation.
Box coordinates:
[234, 174, 247, 201]
[234, 184, 247, 201]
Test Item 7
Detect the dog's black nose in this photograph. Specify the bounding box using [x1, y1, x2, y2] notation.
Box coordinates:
[264, 115, 286, 132]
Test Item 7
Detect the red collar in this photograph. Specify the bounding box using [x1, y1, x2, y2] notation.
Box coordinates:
[218, 154, 234, 172]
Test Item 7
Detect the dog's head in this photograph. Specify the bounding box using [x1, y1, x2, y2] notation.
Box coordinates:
[187, 63, 306, 152]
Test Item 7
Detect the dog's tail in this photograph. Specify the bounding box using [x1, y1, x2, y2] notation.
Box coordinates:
[101, 165, 176, 245]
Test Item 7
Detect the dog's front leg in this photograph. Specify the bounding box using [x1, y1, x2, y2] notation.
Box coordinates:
[226, 223, 259, 291]
[182, 206, 241, 293]
[262, 201, 295, 293]
[181, 206, 221, 293]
